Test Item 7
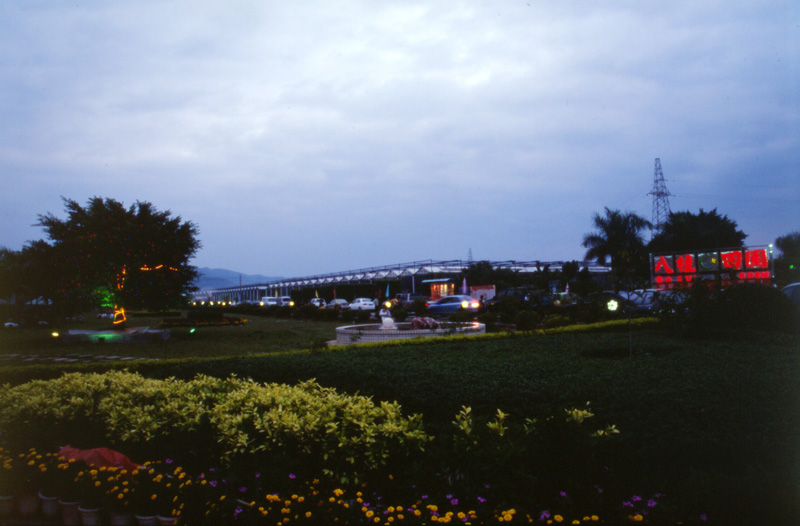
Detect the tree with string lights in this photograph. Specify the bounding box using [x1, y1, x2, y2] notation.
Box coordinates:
[35, 197, 201, 323]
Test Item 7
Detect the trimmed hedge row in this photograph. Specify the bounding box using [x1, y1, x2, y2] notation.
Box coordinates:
[0, 371, 429, 480]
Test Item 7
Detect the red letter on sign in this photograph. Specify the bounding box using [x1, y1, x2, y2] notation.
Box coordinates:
[721, 251, 743, 270]
[654, 256, 674, 274]
[676, 254, 697, 273]
[745, 249, 769, 269]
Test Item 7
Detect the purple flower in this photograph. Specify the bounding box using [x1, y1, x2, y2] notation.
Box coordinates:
[632, 495, 642, 502]
[165, 458, 174, 464]
[700, 514, 707, 522]
[289, 473, 296, 479]
[539, 511, 551, 520]
[647, 499, 658, 507]
[209, 481, 218, 487]
[255, 472, 261, 478]
[451, 498, 459, 506]
[422, 495, 428, 500]
[477, 496, 486, 504]
[623, 501, 634, 508]
[239, 486, 248, 493]
[446, 494, 452, 499]
[560, 491, 567, 498]
[233, 507, 242, 518]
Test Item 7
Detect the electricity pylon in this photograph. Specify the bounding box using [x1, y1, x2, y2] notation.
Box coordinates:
[648, 158, 672, 235]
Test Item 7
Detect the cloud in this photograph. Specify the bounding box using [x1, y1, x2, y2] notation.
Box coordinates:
[1, 1, 797, 276]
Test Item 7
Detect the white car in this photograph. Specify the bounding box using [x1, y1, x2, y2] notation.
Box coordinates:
[309, 298, 326, 308]
[327, 299, 349, 310]
[349, 298, 376, 311]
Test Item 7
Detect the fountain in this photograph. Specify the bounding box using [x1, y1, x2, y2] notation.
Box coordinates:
[335, 317, 485, 345]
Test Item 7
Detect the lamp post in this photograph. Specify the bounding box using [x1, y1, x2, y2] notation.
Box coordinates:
[607, 298, 633, 358]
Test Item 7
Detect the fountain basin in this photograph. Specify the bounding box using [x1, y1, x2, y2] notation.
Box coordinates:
[335, 321, 485, 345]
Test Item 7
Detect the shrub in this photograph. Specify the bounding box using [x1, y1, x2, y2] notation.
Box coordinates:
[514, 310, 542, 331]
[0, 372, 430, 481]
[187, 308, 224, 321]
[477, 311, 498, 332]
[323, 307, 341, 321]
[390, 306, 409, 322]
[340, 309, 355, 322]
[712, 283, 800, 333]
[543, 314, 570, 329]
[355, 310, 371, 322]
[449, 309, 476, 322]
[296, 304, 323, 320]
[410, 298, 428, 315]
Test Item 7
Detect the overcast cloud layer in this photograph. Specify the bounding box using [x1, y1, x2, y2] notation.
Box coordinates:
[1, 1, 798, 277]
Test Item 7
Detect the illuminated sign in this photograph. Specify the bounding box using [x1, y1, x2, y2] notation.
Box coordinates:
[650, 246, 773, 290]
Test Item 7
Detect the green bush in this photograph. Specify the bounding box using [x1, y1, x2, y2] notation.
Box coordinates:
[410, 299, 427, 315]
[390, 306, 409, 322]
[542, 314, 570, 329]
[0, 372, 430, 480]
[187, 308, 224, 321]
[340, 309, 355, 322]
[713, 283, 800, 333]
[449, 309, 475, 322]
[323, 307, 341, 321]
[477, 311, 498, 332]
[355, 310, 371, 322]
[514, 310, 542, 331]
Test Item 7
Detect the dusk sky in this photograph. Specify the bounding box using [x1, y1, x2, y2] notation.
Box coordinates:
[2, 1, 798, 278]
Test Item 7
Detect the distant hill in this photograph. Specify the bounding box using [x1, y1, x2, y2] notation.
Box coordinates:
[193, 267, 283, 291]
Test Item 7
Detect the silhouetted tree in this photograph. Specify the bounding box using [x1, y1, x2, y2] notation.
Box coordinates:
[774, 231, 800, 286]
[582, 207, 651, 288]
[648, 208, 746, 254]
[35, 197, 201, 316]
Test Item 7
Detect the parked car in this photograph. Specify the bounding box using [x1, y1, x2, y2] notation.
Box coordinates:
[349, 298, 376, 311]
[782, 282, 800, 308]
[425, 295, 480, 317]
[395, 293, 428, 310]
[327, 299, 349, 310]
[277, 296, 295, 307]
[309, 298, 326, 308]
[617, 289, 659, 313]
[260, 297, 279, 307]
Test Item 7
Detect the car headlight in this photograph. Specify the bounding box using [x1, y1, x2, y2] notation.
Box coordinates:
[461, 301, 469, 309]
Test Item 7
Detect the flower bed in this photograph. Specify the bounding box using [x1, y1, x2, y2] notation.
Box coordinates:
[1, 446, 699, 525]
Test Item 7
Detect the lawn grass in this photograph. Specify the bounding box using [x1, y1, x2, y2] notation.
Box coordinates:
[2, 316, 798, 524]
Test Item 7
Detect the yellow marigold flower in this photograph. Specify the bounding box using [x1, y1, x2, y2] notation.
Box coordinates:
[305, 512, 312, 518]
[398, 514, 404, 520]
[297, 496, 304, 503]
[414, 510, 422, 517]
[151, 495, 157, 501]
[573, 521, 580, 525]
[591, 516, 599, 522]
[555, 516, 564, 523]
[285, 500, 292, 507]
[366, 511, 374, 518]
[334, 488, 344, 497]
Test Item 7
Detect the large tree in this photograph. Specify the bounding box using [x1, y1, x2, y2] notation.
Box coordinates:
[774, 231, 800, 286]
[582, 207, 652, 287]
[648, 208, 747, 254]
[35, 197, 201, 318]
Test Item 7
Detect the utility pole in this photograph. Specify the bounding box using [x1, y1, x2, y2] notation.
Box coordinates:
[648, 158, 672, 237]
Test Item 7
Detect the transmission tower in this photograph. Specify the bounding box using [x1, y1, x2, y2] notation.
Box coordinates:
[648, 158, 672, 234]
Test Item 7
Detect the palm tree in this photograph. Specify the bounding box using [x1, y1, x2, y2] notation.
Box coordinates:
[582, 207, 652, 287]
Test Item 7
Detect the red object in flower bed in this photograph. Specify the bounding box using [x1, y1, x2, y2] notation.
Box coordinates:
[59, 445, 139, 471]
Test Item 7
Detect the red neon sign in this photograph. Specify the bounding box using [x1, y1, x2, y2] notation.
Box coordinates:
[651, 246, 773, 290]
